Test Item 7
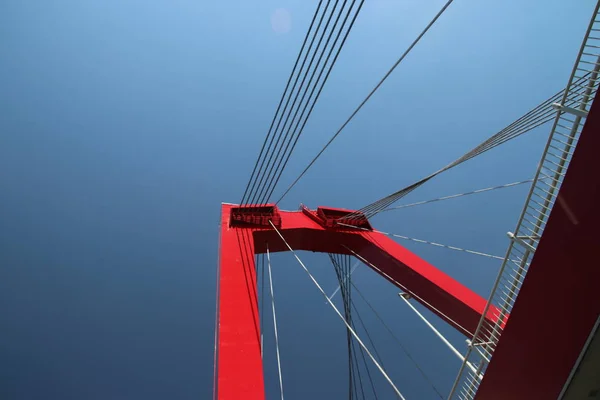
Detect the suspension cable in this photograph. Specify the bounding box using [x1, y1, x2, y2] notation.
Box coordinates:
[250, 0, 348, 206]
[328, 260, 360, 301]
[375, 179, 534, 214]
[343, 245, 474, 338]
[351, 339, 367, 399]
[350, 300, 380, 400]
[352, 116, 549, 219]
[243, 0, 365, 206]
[240, 0, 326, 205]
[269, 221, 407, 399]
[330, 254, 356, 399]
[344, 75, 594, 220]
[255, 0, 365, 206]
[353, 324, 379, 399]
[349, 279, 444, 399]
[332, 254, 379, 399]
[338, 223, 506, 261]
[266, 245, 285, 400]
[275, 0, 456, 205]
[397, 293, 480, 378]
[386, 233, 505, 261]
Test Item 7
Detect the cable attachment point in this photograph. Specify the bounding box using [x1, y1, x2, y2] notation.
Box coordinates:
[300, 205, 373, 230]
[230, 204, 282, 228]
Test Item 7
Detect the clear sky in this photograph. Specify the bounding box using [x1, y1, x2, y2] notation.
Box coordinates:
[0, 1, 595, 399]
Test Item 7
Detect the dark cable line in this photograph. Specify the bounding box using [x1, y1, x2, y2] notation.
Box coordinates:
[331, 253, 383, 399]
[330, 253, 355, 399]
[259, 0, 365, 206]
[355, 334, 378, 400]
[344, 264, 355, 400]
[352, 113, 553, 218]
[349, 279, 445, 399]
[376, 178, 536, 215]
[248, 0, 339, 205]
[275, 0, 456, 205]
[351, 300, 385, 374]
[244, 0, 364, 204]
[339, 255, 355, 400]
[276, 16, 594, 211]
[240, 0, 326, 205]
[351, 300, 379, 400]
[332, 253, 367, 399]
[343, 251, 378, 399]
[251, 0, 349, 205]
[344, 75, 595, 220]
[351, 339, 366, 400]
[243, 0, 331, 206]
[351, 355, 358, 400]
[352, 110, 556, 219]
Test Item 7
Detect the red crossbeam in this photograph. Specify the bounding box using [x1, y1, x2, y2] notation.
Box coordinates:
[216, 203, 500, 399]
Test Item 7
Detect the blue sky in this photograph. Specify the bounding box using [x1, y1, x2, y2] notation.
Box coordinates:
[0, 1, 595, 399]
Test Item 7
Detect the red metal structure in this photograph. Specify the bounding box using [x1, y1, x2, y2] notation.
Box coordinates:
[216, 204, 504, 399]
[216, 96, 599, 400]
[215, 4, 600, 398]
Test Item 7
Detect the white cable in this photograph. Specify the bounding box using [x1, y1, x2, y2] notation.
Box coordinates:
[269, 221, 407, 400]
[349, 279, 445, 399]
[338, 223, 505, 261]
[266, 245, 285, 400]
[342, 245, 474, 338]
[380, 232, 505, 261]
[275, 0, 456, 205]
[328, 261, 360, 302]
[398, 294, 481, 378]
[375, 179, 534, 214]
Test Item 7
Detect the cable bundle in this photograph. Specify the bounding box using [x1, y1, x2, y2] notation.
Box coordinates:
[343, 74, 597, 221]
[240, 0, 364, 206]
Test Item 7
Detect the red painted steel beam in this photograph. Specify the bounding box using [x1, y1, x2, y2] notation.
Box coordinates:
[217, 209, 263, 399]
[217, 204, 501, 399]
[474, 97, 600, 399]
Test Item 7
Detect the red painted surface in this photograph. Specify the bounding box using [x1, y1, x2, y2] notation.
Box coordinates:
[217, 204, 502, 399]
[217, 208, 263, 399]
[474, 97, 600, 399]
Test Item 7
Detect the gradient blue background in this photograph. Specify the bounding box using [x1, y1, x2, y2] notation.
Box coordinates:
[0, 1, 595, 398]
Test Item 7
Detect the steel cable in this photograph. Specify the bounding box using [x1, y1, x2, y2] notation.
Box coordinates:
[249, 0, 344, 205]
[241, 0, 327, 205]
[345, 76, 594, 220]
[275, 0, 456, 205]
[271, 221, 407, 399]
[242, 0, 364, 206]
[254, 0, 362, 205]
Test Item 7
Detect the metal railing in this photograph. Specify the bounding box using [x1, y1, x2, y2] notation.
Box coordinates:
[448, 4, 600, 399]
